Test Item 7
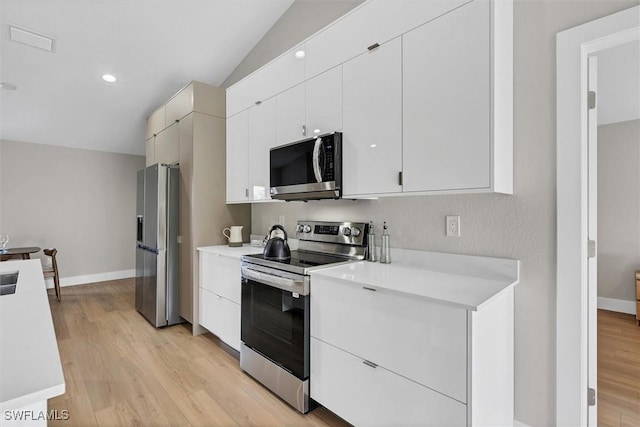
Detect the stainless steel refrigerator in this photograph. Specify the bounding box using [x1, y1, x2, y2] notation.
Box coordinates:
[135, 163, 181, 327]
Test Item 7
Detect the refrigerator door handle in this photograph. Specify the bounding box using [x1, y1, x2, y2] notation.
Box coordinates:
[137, 215, 144, 243]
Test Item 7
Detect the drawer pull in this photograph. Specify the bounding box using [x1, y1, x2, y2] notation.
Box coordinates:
[362, 360, 378, 369]
[362, 286, 376, 292]
[367, 42, 380, 51]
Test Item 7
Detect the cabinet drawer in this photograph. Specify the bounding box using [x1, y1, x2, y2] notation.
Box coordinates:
[311, 275, 468, 402]
[311, 337, 467, 427]
[199, 289, 241, 351]
[199, 253, 241, 303]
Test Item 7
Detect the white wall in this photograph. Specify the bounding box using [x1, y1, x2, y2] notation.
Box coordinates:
[0, 139, 145, 280]
[236, 0, 640, 425]
[597, 119, 640, 303]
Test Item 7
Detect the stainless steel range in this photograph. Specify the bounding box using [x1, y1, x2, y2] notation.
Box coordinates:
[240, 220, 368, 413]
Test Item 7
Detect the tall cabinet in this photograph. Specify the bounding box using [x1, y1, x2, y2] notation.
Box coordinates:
[145, 81, 251, 331]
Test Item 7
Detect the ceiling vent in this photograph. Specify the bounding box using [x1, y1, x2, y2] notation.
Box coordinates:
[8, 24, 55, 52]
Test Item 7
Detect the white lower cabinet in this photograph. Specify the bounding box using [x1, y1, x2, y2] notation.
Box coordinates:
[311, 275, 467, 402]
[310, 273, 515, 426]
[198, 252, 242, 351]
[199, 289, 241, 351]
[311, 338, 467, 427]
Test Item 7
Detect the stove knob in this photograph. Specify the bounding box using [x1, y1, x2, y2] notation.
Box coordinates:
[303, 224, 312, 233]
[351, 227, 362, 237]
[342, 227, 351, 236]
[296, 225, 304, 233]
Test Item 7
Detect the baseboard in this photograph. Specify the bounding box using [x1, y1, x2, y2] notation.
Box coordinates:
[514, 420, 531, 427]
[597, 296, 636, 315]
[45, 269, 135, 288]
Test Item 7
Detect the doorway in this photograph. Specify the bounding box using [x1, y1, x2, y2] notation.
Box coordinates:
[556, 5, 639, 426]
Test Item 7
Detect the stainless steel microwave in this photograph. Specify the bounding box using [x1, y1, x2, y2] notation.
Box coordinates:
[270, 132, 342, 201]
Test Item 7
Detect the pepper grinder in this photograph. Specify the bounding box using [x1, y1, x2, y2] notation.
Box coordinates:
[380, 221, 391, 264]
[367, 221, 377, 262]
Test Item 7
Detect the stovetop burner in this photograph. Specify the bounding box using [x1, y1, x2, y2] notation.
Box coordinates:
[242, 220, 369, 275]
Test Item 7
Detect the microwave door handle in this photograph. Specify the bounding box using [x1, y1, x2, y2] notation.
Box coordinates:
[312, 137, 323, 183]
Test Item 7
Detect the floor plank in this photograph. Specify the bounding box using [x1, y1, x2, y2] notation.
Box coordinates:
[46, 279, 349, 427]
[598, 309, 640, 427]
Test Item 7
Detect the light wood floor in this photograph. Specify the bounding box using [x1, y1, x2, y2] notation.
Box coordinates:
[598, 309, 640, 427]
[47, 279, 349, 427]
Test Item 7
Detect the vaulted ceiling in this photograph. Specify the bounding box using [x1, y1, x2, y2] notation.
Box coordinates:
[0, 0, 294, 155]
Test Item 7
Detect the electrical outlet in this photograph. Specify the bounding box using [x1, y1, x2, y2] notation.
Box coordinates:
[278, 215, 285, 227]
[446, 215, 460, 237]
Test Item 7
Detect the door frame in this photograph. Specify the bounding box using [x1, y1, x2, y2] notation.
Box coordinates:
[556, 5, 639, 426]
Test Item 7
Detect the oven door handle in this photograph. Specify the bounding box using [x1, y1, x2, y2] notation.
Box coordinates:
[241, 266, 308, 295]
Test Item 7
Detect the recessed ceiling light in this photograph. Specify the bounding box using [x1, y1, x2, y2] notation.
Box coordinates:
[102, 74, 117, 83]
[294, 50, 305, 59]
[0, 82, 17, 91]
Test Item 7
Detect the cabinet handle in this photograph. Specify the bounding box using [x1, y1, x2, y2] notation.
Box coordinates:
[363, 286, 376, 292]
[245, 188, 249, 198]
[362, 360, 378, 369]
[367, 43, 380, 51]
[255, 100, 262, 106]
[398, 171, 403, 186]
[302, 124, 306, 136]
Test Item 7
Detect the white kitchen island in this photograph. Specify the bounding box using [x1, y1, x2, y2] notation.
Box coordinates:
[0, 260, 65, 426]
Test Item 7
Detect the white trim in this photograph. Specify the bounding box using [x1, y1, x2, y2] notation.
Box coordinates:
[556, 5, 639, 426]
[44, 269, 135, 288]
[513, 420, 532, 427]
[597, 296, 636, 315]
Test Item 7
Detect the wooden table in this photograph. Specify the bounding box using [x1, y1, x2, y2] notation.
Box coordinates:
[0, 247, 41, 260]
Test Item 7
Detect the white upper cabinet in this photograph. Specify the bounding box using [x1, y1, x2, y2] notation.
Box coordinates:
[275, 65, 343, 147]
[225, 0, 513, 202]
[303, 0, 469, 80]
[276, 83, 306, 146]
[342, 38, 403, 197]
[248, 98, 277, 201]
[227, 44, 305, 117]
[306, 65, 342, 137]
[226, 111, 250, 203]
[403, 0, 512, 194]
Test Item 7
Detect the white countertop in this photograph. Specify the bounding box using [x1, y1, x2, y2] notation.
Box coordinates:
[310, 249, 519, 311]
[0, 260, 65, 410]
[197, 244, 263, 259]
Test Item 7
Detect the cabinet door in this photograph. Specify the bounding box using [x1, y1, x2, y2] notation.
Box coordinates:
[403, 1, 490, 192]
[154, 121, 179, 165]
[304, 1, 467, 80]
[226, 111, 250, 203]
[311, 337, 467, 427]
[342, 38, 402, 196]
[248, 98, 277, 201]
[306, 66, 342, 137]
[166, 83, 193, 124]
[311, 275, 468, 403]
[145, 137, 155, 166]
[199, 289, 241, 351]
[276, 83, 306, 146]
[146, 106, 165, 140]
[199, 253, 241, 304]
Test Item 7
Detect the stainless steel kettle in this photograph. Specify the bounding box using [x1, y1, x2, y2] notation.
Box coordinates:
[263, 225, 291, 260]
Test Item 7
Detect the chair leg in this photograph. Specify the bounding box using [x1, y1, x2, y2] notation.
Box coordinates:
[54, 273, 61, 302]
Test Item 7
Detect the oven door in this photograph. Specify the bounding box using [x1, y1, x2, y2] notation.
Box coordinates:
[241, 266, 310, 380]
